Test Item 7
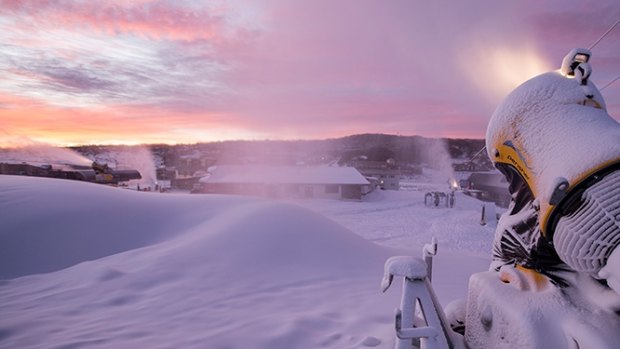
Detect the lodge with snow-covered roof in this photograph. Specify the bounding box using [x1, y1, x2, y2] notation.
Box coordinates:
[194, 165, 372, 200]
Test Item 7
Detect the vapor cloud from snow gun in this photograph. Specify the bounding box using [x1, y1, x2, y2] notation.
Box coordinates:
[423, 138, 456, 191]
[118, 146, 158, 187]
[0, 132, 157, 187]
[97, 146, 158, 187]
[0, 134, 92, 168]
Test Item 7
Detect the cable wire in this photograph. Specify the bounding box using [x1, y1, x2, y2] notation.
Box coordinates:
[600, 72, 620, 91]
[468, 146, 487, 164]
[587, 19, 620, 91]
[589, 18, 620, 50]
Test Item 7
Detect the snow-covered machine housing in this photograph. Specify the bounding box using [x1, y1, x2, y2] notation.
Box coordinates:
[384, 48, 620, 349]
[486, 47, 620, 277]
[0, 161, 142, 185]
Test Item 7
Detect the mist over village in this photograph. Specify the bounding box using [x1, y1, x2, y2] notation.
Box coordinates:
[72, 135, 490, 191]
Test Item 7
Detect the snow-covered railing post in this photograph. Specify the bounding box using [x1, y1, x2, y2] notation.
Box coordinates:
[381, 253, 453, 349]
[423, 237, 437, 282]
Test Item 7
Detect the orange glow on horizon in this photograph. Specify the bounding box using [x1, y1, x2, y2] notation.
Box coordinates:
[0, 95, 270, 147]
[1, 91, 486, 147]
[1, 103, 488, 147]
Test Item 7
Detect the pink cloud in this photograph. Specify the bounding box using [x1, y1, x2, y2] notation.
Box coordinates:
[1, 0, 618, 145]
[1, 0, 231, 42]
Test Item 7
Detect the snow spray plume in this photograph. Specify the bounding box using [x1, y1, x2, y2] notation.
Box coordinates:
[113, 146, 158, 186]
[0, 136, 92, 168]
[423, 138, 455, 190]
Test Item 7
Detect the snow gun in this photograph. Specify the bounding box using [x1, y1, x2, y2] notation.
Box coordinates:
[382, 48, 620, 349]
[89, 161, 142, 184]
[0, 161, 141, 184]
[486, 47, 620, 282]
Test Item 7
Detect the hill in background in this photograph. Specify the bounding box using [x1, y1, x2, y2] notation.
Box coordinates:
[71, 134, 493, 176]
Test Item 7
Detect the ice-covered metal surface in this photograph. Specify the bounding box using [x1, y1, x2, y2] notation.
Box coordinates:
[485, 70, 620, 232]
[465, 269, 620, 349]
[554, 170, 620, 272]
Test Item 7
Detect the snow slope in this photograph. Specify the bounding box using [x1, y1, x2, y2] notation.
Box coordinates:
[0, 176, 253, 279]
[0, 176, 491, 348]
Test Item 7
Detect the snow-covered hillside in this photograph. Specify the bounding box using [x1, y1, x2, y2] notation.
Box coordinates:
[0, 176, 492, 348]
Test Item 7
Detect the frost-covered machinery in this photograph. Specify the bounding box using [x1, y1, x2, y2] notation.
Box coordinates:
[0, 161, 141, 185]
[384, 48, 620, 348]
[424, 191, 455, 208]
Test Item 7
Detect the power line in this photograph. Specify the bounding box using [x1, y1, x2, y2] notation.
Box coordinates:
[600, 72, 620, 91]
[587, 19, 620, 90]
[466, 21, 620, 168]
[468, 146, 487, 164]
[589, 18, 620, 50]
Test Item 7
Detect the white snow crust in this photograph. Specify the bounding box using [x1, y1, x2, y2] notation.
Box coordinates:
[0, 175, 490, 349]
[486, 71, 620, 206]
[383, 256, 428, 279]
[4, 174, 616, 349]
[465, 269, 620, 349]
[600, 247, 620, 295]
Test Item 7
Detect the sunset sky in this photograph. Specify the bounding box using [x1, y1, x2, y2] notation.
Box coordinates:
[1, 0, 619, 146]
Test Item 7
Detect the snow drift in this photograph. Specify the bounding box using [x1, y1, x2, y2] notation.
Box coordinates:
[0, 175, 404, 348]
[0, 175, 251, 279]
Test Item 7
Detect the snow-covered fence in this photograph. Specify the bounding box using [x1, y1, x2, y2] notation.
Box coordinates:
[382, 253, 458, 349]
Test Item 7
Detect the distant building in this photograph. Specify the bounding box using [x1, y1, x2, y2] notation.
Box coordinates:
[175, 157, 215, 177]
[171, 174, 204, 191]
[360, 169, 400, 190]
[461, 171, 511, 208]
[344, 159, 421, 191]
[453, 162, 479, 172]
[195, 165, 371, 200]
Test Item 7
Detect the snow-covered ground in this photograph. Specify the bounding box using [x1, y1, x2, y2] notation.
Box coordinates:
[0, 176, 493, 349]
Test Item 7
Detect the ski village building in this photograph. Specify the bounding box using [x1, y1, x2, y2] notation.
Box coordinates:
[343, 159, 422, 191]
[460, 171, 511, 208]
[195, 165, 372, 200]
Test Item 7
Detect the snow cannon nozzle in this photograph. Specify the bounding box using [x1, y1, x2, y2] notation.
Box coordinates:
[575, 62, 592, 86]
[561, 48, 598, 100]
[561, 48, 594, 86]
[561, 48, 591, 78]
[91, 161, 110, 174]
